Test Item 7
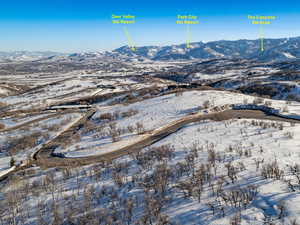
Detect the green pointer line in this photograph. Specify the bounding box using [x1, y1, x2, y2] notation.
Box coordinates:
[123, 26, 136, 51]
[186, 24, 191, 48]
[260, 24, 264, 52]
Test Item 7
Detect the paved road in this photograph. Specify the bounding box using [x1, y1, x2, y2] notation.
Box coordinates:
[1, 107, 300, 182]
[34, 109, 300, 168]
[33, 109, 96, 167]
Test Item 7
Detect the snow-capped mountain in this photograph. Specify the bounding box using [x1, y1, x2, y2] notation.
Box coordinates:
[0, 51, 66, 62]
[2, 37, 300, 63]
[111, 37, 300, 62]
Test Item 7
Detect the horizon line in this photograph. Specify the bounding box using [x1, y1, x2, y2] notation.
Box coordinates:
[2, 35, 299, 54]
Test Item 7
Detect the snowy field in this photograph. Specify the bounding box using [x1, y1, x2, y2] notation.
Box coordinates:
[1, 58, 300, 224]
[2, 117, 300, 224]
[0, 112, 82, 170]
[0, 113, 52, 129]
[60, 90, 300, 157]
[0, 74, 165, 110]
[150, 119, 300, 224]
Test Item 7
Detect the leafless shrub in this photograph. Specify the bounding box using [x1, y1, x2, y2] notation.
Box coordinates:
[226, 145, 234, 152]
[125, 125, 133, 134]
[191, 141, 202, 153]
[140, 192, 168, 225]
[192, 166, 210, 202]
[244, 149, 252, 157]
[155, 213, 174, 225]
[225, 162, 238, 184]
[236, 148, 243, 157]
[10, 157, 15, 167]
[279, 123, 284, 130]
[261, 161, 284, 180]
[120, 197, 135, 225]
[253, 158, 264, 171]
[207, 148, 216, 165]
[285, 179, 296, 192]
[207, 202, 217, 215]
[185, 152, 196, 176]
[251, 120, 284, 131]
[108, 122, 121, 142]
[143, 163, 172, 195]
[230, 211, 241, 225]
[135, 122, 145, 134]
[51, 201, 62, 225]
[237, 162, 246, 171]
[91, 125, 107, 139]
[36, 199, 47, 225]
[220, 185, 258, 209]
[4, 190, 20, 225]
[62, 167, 72, 181]
[290, 164, 300, 181]
[177, 180, 193, 198]
[177, 163, 213, 202]
[277, 201, 286, 219]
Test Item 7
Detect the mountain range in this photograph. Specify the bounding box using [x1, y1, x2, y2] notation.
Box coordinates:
[2, 37, 300, 62]
[0, 51, 66, 62]
[112, 37, 300, 61]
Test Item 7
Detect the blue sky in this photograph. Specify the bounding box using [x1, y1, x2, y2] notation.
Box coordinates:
[1, 0, 299, 52]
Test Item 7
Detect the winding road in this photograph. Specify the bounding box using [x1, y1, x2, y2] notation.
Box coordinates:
[1, 105, 300, 183]
[33, 108, 300, 168]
